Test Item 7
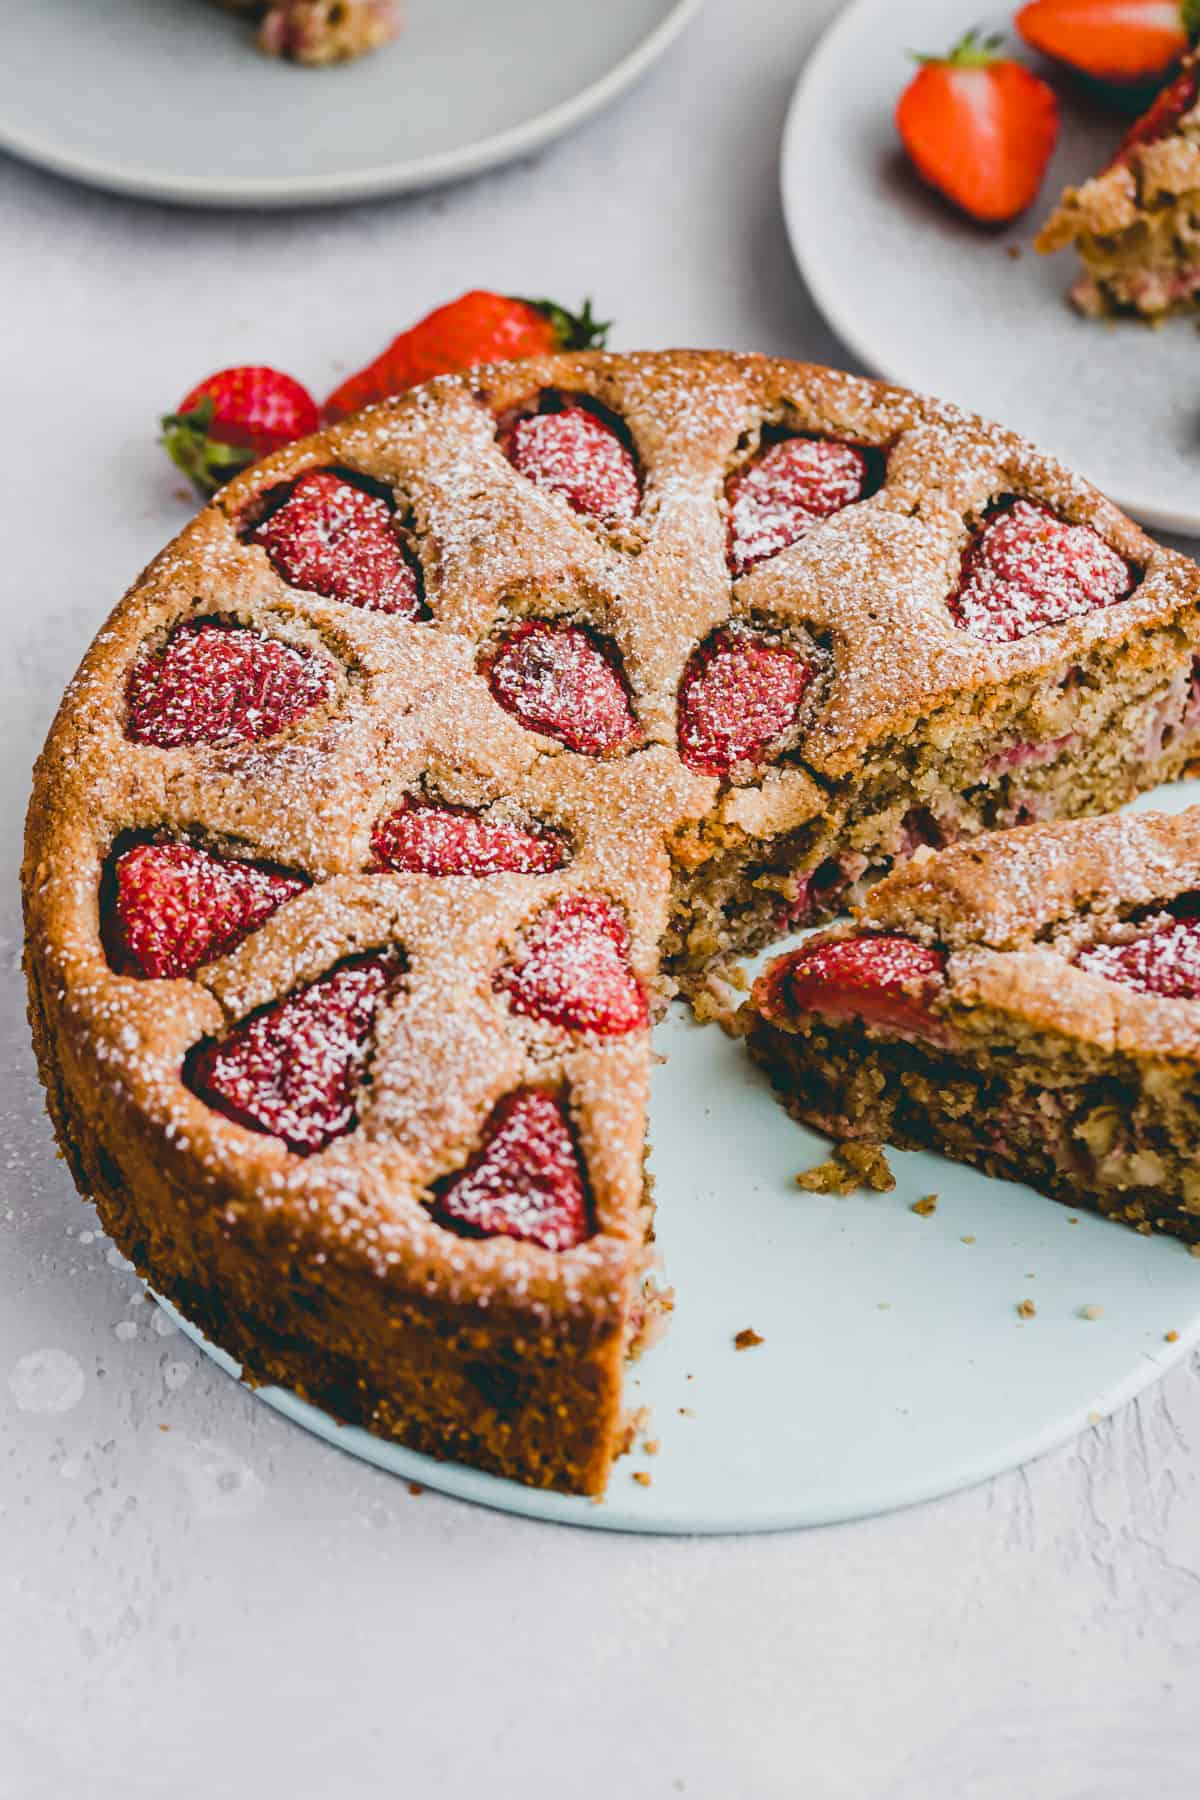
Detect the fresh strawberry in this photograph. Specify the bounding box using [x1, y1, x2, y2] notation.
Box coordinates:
[126, 621, 336, 749]
[951, 498, 1134, 643]
[186, 948, 405, 1155]
[1017, 0, 1196, 86]
[1114, 53, 1200, 161]
[431, 1088, 591, 1251]
[895, 31, 1060, 224]
[482, 621, 639, 757]
[727, 438, 872, 576]
[499, 405, 639, 526]
[161, 367, 319, 498]
[251, 471, 422, 616]
[370, 798, 569, 878]
[495, 895, 648, 1037]
[323, 291, 610, 423]
[1077, 910, 1200, 995]
[107, 842, 306, 979]
[775, 935, 948, 1040]
[676, 628, 811, 778]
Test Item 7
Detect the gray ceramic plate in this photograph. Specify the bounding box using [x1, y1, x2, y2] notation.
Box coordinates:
[782, 0, 1200, 536]
[0, 0, 701, 208]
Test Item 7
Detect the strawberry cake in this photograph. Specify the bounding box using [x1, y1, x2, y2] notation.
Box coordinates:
[216, 0, 401, 65]
[22, 350, 1200, 1496]
[1038, 51, 1200, 318]
[745, 808, 1200, 1241]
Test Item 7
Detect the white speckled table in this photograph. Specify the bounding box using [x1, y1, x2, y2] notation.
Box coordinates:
[4, 5, 1200, 1795]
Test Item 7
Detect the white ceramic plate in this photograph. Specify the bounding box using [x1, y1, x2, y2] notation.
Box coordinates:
[0, 0, 701, 209]
[781, 0, 1200, 536]
[166, 779, 1200, 1535]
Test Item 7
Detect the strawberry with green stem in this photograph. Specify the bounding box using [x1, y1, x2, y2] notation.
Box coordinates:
[895, 30, 1060, 224]
[323, 290, 610, 422]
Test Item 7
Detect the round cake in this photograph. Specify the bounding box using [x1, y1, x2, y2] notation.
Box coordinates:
[22, 351, 1200, 1495]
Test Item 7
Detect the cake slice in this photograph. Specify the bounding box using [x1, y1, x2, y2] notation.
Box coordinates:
[216, 0, 401, 65]
[745, 806, 1200, 1241]
[1037, 52, 1200, 317]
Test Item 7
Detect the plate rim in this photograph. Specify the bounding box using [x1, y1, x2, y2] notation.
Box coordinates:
[0, 0, 703, 210]
[778, 0, 1200, 538]
[159, 1275, 1200, 1538]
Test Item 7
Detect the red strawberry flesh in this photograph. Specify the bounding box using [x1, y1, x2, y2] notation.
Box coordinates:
[187, 948, 405, 1155]
[484, 621, 638, 756]
[495, 895, 648, 1037]
[1077, 911, 1200, 997]
[1116, 61, 1200, 165]
[728, 438, 871, 576]
[109, 842, 306, 979]
[774, 934, 948, 1041]
[127, 622, 335, 749]
[677, 629, 811, 777]
[371, 798, 569, 877]
[431, 1088, 591, 1251]
[252, 471, 422, 617]
[951, 499, 1135, 644]
[500, 405, 639, 527]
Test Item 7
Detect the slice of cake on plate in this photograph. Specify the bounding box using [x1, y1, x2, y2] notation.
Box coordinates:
[745, 807, 1200, 1241]
[1037, 51, 1200, 317]
[216, 0, 401, 65]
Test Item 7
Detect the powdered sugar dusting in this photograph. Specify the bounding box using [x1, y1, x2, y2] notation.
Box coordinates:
[1078, 911, 1200, 997]
[951, 499, 1135, 644]
[22, 350, 1200, 1449]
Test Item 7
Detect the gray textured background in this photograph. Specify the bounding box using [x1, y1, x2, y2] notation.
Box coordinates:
[4, 3, 1200, 1795]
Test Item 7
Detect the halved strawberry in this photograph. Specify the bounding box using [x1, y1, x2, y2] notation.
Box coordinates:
[774, 935, 948, 1040]
[126, 622, 336, 749]
[482, 621, 639, 757]
[431, 1088, 592, 1251]
[370, 797, 569, 878]
[107, 842, 307, 979]
[1077, 909, 1200, 994]
[895, 31, 1060, 224]
[495, 895, 648, 1037]
[186, 948, 405, 1155]
[676, 628, 811, 778]
[1017, 0, 1195, 86]
[323, 291, 609, 423]
[727, 438, 873, 576]
[161, 366, 319, 498]
[950, 498, 1135, 643]
[251, 471, 423, 617]
[499, 404, 640, 526]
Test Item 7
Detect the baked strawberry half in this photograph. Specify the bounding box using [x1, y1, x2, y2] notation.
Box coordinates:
[107, 842, 307, 979]
[495, 895, 648, 1036]
[186, 948, 405, 1155]
[370, 797, 569, 878]
[126, 621, 336, 749]
[1077, 909, 1200, 996]
[951, 499, 1135, 643]
[431, 1088, 592, 1251]
[499, 403, 639, 527]
[676, 627, 812, 778]
[482, 620, 639, 756]
[728, 437, 874, 576]
[767, 935, 949, 1042]
[250, 470, 423, 617]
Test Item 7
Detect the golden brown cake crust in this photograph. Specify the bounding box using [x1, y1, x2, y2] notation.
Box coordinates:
[22, 349, 1200, 1493]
